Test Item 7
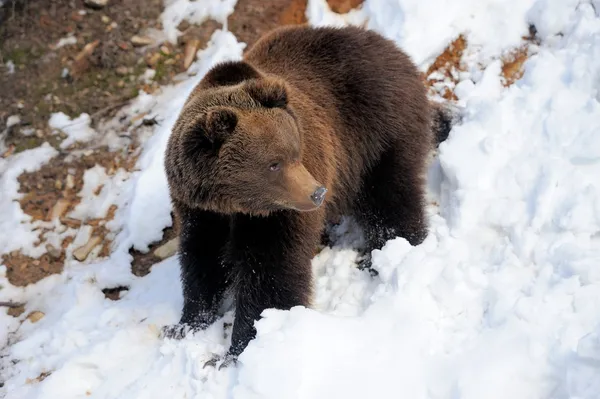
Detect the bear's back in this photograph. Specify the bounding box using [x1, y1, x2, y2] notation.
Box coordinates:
[244, 26, 432, 177]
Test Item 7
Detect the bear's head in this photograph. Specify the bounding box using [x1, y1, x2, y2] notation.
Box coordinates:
[165, 61, 327, 216]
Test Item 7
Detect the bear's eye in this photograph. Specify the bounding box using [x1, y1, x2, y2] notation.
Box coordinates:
[269, 162, 281, 172]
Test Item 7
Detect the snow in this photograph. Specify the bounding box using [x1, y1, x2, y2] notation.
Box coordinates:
[48, 112, 98, 149]
[6, 115, 20, 129]
[161, 0, 237, 43]
[0, 144, 58, 256]
[2, 0, 600, 398]
[5, 60, 15, 74]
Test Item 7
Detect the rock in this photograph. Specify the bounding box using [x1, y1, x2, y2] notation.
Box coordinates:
[45, 244, 62, 260]
[146, 52, 161, 67]
[48, 199, 70, 221]
[153, 238, 179, 259]
[115, 66, 129, 76]
[7, 304, 25, 317]
[101, 15, 111, 24]
[182, 39, 201, 71]
[160, 45, 171, 55]
[84, 0, 109, 9]
[66, 174, 76, 190]
[71, 40, 100, 78]
[131, 35, 154, 47]
[26, 311, 45, 323]
[73, 236, 103, 262]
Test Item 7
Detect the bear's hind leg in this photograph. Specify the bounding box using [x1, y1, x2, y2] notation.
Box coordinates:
[162, 201, 232, 339]
[355, 144, 429, 267]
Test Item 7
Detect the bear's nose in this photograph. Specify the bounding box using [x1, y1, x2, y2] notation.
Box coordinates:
[310, 186, 327, 206]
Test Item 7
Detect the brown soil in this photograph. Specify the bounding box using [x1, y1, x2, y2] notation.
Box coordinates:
[130, 224, 177, 277]
[2, 146, 137, 286]
[424, 35, 467, 100]
[102, 285, 129, 300]
[501, 25, 539, 87]
[326, 0, 364, 14]
[228, 0, 308, 49]
[0, 0, 183, 153]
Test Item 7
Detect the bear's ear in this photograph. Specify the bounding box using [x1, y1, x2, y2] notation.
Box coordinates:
[203, 108, 238, 144]
[200, 61, 261, 89]
[245, 78, 288, 108]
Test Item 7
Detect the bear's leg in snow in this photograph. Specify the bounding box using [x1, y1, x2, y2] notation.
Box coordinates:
[354, 142, 428, 268]
[161, 201, 232, 338]
[219, 210, 320, 364]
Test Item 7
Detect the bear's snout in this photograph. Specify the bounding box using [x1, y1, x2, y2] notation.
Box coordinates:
[281, 163, 326, 212]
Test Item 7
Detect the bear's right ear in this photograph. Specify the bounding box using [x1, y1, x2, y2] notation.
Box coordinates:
[199, 61, 262, 89]
[202, 108, 238, 144]
[245, 78, 288, 109]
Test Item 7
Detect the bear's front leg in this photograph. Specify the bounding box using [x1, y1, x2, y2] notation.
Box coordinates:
[162, 201, 232, 339]
[222, 211, 321, 363]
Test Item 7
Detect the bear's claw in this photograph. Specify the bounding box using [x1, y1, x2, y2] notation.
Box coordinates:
[160, 323, 191, 340]
[357, 253, 379, 277]
[203, 353, 238, 370]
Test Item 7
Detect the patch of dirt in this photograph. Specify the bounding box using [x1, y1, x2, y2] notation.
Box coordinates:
[2, 302, 26, 317]
[1, 146, 137, 286]
[501, 25, 539, 87]
[425, 25, 539, 98]
[25, 371, 51, 385]
[130, 224, 177, 277]
[228, 0, 308, 49]
[424, 35, 467, 101]
[326, 0, 364, 14]
[3, 251, 67, 287]
[0, 0, 179, 152]
[102, 285, 129, 300]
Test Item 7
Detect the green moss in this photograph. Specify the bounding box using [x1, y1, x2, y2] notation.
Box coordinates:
[5, 46, 41, 65]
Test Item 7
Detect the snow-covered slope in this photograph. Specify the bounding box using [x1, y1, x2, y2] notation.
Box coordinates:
[2, 0, 600, 398]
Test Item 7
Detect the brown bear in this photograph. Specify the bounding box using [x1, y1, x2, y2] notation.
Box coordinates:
[162, 25, 453, 368]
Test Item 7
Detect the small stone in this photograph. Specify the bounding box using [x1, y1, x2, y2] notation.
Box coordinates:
[48, 199, 70, 220]
[146, 53, 161, 67]
[32, 260, 40, 266]
[101, 15, 110, 24]
[73, 236, 103, 262]
[71, 40, 100, 78]
[35, 129, 44, 138]
[153, 238, 179, 259]
[27, 311, 45, 323]
[7, 305, 25, 317]
[182, 39, 200, 71]
[116, 41, 129, 51]
[46, 244, 62, 259]
[160, 45, 170, 55]
[66, 174, 76, 189]
[131, 35, 154, 47]
[115, 66, 129, 76]
[117, 80, 125, 88]
[84, 0, 109, 9]
[55, 179, 63, 190]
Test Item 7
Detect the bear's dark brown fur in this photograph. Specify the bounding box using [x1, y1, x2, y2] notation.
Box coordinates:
[162, 25, 452, 366]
